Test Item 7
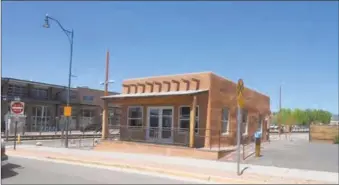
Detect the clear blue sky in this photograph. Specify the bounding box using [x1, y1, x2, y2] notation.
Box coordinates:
[2, 2, 338, 114]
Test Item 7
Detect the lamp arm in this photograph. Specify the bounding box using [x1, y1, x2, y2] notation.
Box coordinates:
[47, 16, 73, 44]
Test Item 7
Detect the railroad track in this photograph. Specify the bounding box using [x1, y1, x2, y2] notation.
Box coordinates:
[2, 134, 102, 141]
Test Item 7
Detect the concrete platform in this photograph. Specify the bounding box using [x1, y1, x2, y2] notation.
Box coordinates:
[95, 141, 234, 160]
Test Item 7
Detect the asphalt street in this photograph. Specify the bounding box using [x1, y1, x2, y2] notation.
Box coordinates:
[245, 134, 339, 173]
[2, 157, 196, 184]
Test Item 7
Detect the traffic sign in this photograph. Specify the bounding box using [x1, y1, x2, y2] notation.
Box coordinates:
[236, 79, 245, 108]
[64, 106, 72, 117]
[10, 101, 25, 115]
[236, 79, 244, 96]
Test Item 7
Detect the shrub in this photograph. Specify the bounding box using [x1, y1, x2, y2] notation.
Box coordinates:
[334, 135, 339, 144]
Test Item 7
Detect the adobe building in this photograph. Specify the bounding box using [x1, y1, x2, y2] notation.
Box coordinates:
[101, 72, 270, 149]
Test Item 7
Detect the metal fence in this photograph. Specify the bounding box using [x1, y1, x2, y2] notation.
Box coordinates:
[106, 125, 256, 151]
[6, 133, 101, 150]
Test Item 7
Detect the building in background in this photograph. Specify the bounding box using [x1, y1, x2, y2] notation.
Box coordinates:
[330, 114, 339, 125]
[1, 77, 120, 132]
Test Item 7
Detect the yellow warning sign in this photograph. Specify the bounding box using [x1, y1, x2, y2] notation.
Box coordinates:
[64, 106, 72, 117]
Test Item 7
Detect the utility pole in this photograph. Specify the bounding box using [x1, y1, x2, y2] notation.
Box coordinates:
[279, 85, 282, 126]
[101, 50, 110, 139]
[104, 50, 110, 96]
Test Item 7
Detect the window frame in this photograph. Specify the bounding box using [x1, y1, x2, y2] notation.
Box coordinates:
[178, 105, 199, 134]
[127, 106, 143, 128]
[81, 109, 95, 118]
[258, 114, 263, 133]
[8, 84, 26, 97]
[221, 107, 230, 135]
[31, 88, 48, 99]
[242, 109, 249, 136]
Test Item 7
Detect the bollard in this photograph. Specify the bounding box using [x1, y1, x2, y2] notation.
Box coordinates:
[255, 137, 261, 157]
[13, 121, 18, 150]
[254, 131, 262, 158]
[17, 134, 21, 144]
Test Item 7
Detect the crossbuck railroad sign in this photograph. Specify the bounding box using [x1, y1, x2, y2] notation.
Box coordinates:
[236, 79, 245, 108]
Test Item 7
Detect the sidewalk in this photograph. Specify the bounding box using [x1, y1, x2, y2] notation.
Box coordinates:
[6, 145, 338, 184]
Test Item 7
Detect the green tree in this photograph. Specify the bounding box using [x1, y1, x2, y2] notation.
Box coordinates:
[273, 108, 332, 125]
[314, 109, 332, 124]
[292, 109, 308, 125]
[276, 108, 296, 126]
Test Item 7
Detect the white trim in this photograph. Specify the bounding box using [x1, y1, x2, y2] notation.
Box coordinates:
[242, 109, 249, 136]
[146, 106, 174, 143]
[127, 106, 143, 128]
[178, 105, 199, 134]
[102, 89, 208, 99]
[258, 114, 264, 134]
[221, 107, 230, 135]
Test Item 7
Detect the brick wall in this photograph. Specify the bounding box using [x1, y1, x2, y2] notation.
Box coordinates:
[207, 73, 270, 147]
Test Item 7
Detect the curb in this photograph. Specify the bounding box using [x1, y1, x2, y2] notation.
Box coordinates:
[7, 150, 328, 184]
[45, 156, 263, 184]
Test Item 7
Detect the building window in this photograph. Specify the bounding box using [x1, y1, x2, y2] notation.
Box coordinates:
[8, 84, 27, 97]
[83, 96, 94, 102]
[31, 88, 48, 99]
[221, 108, 230, 134]
[70, 91, 77, 99]
[128, 106, 143, 127]
[258, 114, 263, 132]
[58, 91, 77, 101]
[179, 106, 199, 133]
[81, 109, 94, 118]
[31, 106, 51, 132]
[242, 109, 248, 135]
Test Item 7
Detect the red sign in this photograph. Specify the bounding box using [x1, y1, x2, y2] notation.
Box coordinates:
[10, 101, 25, 115]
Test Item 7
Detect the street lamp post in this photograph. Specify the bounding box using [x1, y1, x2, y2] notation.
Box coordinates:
[43, 14, 74, 148]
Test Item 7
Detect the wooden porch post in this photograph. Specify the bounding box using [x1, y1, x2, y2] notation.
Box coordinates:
[101, 100, 109, 139]
[189, 96, 197, 148]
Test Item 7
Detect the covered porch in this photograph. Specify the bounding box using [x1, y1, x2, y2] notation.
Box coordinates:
[101, 90, 210, 148]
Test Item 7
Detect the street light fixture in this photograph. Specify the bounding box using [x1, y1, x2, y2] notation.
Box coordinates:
[100, 80, 115, 86]
[43, 13, 74, 148]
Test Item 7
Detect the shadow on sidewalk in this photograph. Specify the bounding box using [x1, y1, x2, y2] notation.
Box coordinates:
[1, 163, 23, 179]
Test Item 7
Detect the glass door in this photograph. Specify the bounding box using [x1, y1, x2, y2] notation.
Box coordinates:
[147, 107, 173, 143]
[161, 108, 173, 143]
[147, 108, 160, 141]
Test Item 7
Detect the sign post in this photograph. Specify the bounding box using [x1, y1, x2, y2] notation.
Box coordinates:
[64, 106, 72, 148]
[10, 100, 25, 150]
[236, 79, 245, 176]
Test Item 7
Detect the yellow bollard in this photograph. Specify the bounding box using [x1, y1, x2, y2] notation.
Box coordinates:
[255, 137, 261, 157]
[17, 134, 21, 144]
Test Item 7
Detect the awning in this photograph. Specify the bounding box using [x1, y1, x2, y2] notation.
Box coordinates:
[101, 89, 208, 99]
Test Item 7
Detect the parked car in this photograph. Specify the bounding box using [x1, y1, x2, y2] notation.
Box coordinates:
[1, 139, 8, 162]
